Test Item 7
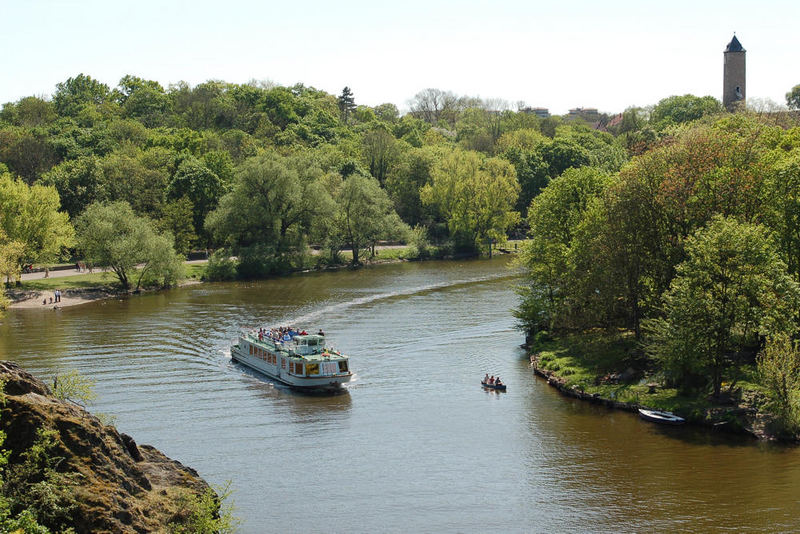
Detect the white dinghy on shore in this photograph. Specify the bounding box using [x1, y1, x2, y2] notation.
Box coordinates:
[638, 408, 686, 425]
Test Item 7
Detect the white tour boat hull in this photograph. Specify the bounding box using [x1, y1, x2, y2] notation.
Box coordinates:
[231, 340, 351, 390]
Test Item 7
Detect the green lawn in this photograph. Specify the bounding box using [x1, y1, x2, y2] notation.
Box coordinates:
[16, 263, 208, 291]
[531, 331, 763, 420]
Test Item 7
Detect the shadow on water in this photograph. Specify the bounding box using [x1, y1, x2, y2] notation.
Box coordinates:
[229, 359, 352, 407]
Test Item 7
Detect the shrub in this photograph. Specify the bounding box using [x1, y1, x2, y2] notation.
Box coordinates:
[204, 250, 238, 281]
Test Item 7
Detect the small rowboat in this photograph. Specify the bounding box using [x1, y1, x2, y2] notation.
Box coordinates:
[481, 380, 507, 391]
[638, 408, 685, 425]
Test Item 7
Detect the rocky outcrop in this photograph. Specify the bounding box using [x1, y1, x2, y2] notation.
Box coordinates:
[0, 361, 215, 533]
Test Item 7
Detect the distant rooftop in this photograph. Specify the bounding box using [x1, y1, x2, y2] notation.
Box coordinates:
[725, 35, 745, 53]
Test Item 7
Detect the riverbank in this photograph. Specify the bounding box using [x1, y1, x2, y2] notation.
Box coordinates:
[527, 332, 778, 441]
[6, 244, 522, 310]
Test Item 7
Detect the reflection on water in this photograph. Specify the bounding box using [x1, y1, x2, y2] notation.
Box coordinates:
[2, 257, 799, 533]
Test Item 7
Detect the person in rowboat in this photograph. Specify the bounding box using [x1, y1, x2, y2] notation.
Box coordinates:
[495, 377, 503, 386]
[488, 375, 495, 385]
[484, 373, 490, 384]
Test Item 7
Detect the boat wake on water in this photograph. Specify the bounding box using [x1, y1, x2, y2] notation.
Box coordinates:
[286, 271, 519, 326]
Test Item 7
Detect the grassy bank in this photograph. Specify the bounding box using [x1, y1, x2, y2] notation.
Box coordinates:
[530, 331, 767, 432]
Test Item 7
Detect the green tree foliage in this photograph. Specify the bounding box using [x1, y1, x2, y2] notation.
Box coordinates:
[650, 94, 722, 129]
[51, 369, 97, 407]
[0, 426, 79, 533]
[645, 216, 800, 396]
[337, 87, 356, 124]
[76, 201, 183, 291]
[515, 167, 610, 333]
[0, 126, 58, 183]
[0, 173, 74, 269]
[206, 152, 335, 275]
[116, 75, 172, 127]
[0, 96, 57, 128]
[167, 157, 225, 244]
[757, 336, 800, 435]
[53, 73, 111, 117]
[373, 103, 399, 122]
[39, 155, 106, 219]
[334, 173, 408, 265]
[0, 227, 25, 285]
[158, 197, 197, 255]
[786, 84, 800, 110]
[361, 126, 399, 185]
[384, 146, 440, 227]
[421, 149, 520, 252]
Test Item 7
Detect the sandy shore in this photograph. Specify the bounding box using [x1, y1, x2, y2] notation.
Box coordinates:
[9, 289, 118, 309]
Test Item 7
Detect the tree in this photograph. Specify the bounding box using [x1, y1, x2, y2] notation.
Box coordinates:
[159, 197, 196, 255]
[337, 87, 356, 124]
[0, 228, 25, 284]
[0, 173, 74, 270]
[167, 157, 225, 244]
[39, 155, 106, 219]
[421, 150, 520, 252]
[758, 336, 800, 435]
[786, 84, 800, 110]
[0, 96, 57, 127]
[361, 127, 399, 185]
[116, 75, 172, 127]
[645, 216, 800, 396]
[650, 94, 722, 128]
[515, 167, 610, 333]
[408, 88, 465, 127]
[205, 152, 335, 274]
[53, 74, 111, 117]
[76, 201, 183, 291]
[0, 127, 58, 183]
[373, 103, 399, 122]
[334, 173, 406, 265]
[385, 145, 440, 227]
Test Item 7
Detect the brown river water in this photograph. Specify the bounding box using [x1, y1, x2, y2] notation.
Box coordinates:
[2, 257, 799, 533]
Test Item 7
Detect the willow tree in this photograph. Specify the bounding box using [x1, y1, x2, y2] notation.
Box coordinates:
[421, 149, 520, 253]
[76, 201, 183, 291]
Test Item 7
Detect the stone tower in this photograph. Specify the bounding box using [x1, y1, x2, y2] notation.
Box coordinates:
[723, 35, 746, 111]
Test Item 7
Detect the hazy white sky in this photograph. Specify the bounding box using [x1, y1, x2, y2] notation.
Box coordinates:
[1, 0, 798, 115]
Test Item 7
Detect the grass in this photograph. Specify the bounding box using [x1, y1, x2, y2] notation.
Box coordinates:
[15, 263, 208, 292]
[530, 330, 757, 419]
[16, 271, 119, 291]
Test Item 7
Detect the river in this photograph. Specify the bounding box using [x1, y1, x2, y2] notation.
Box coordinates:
[2, 257, 799, 533]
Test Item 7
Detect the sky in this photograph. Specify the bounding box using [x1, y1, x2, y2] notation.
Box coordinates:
[1, 0, 798, 115]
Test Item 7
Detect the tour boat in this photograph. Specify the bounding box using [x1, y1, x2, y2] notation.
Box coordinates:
[231, 330, 352, 390]
[481, 380, 507, 391]
[638, 408, 685, 425]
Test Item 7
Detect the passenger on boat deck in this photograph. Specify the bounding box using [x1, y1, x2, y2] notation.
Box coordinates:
[300, 330, 308, 336]
[318, 329, 325, 336]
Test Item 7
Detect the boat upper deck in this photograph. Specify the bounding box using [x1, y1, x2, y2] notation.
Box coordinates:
[243, 332, 347, 362]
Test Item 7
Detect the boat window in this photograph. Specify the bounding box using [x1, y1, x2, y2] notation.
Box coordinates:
[306, 363, 319, 376]
[338, 361, 348, 372]
[281, 359, 286, 369]
[249, 345, 253, 355]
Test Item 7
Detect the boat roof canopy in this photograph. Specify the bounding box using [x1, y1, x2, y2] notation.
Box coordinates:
[294, 334, 325, 344]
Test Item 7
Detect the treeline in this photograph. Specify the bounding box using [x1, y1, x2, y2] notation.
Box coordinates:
[516, 111, 800, 431]
[0, 74, 629, 288]
[0, 73, 778, 295]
